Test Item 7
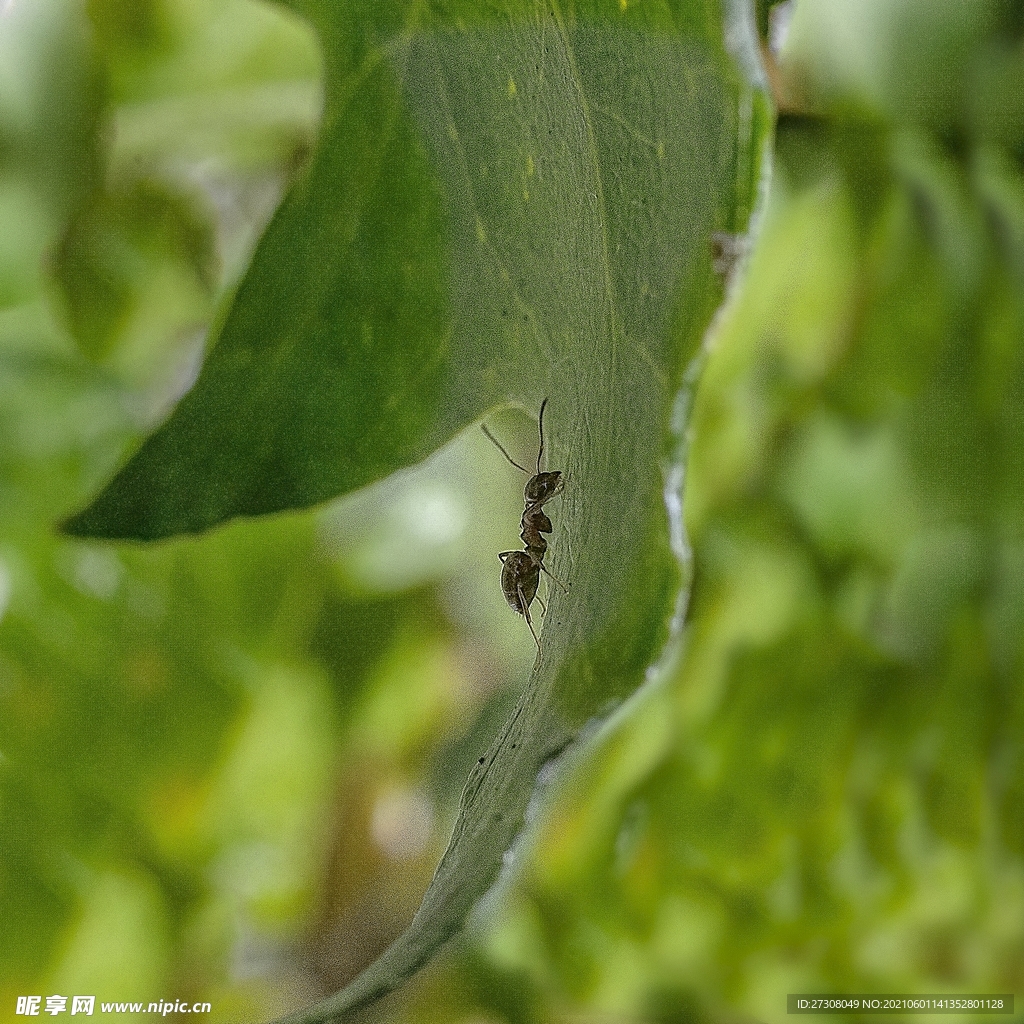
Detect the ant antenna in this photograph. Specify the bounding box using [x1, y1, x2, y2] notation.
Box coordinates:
[536, 398, 548, 474]
[481, 423, 531, 475]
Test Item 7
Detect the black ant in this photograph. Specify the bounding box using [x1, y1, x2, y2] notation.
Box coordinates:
[482, 399, 566, 649]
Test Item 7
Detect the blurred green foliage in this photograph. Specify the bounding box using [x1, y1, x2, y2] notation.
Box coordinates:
[1, 1, 1023, 1024]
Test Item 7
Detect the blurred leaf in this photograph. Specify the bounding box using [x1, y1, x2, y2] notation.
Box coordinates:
[65, 0, 770, 1018]
[51, 176, 218, 360]
[0, 0, 105, 215]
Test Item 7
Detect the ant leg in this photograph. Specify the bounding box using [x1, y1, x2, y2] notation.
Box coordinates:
[535, 592, 547, 616]
[539, 561, 568, 594]
[498, 551, 517, 563]
[518, 584, 541, 651]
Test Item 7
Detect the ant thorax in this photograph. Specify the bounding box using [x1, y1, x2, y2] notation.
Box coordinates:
[520, 504, 552, 554]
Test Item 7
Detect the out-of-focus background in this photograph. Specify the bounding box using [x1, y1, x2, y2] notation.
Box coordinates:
[1, 1, 1022, 1022]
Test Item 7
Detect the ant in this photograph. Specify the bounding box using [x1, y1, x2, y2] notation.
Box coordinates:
[482, 399, 566, 649]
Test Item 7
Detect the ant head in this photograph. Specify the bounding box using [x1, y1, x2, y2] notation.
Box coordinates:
[525, 471, 563, 505]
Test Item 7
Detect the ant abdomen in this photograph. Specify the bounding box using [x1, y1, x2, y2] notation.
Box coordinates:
[498, 550, 540, 617]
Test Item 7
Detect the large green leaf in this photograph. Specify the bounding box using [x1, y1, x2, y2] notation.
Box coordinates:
[452, 4, 1024, 1023]
[65, 0, 770, 1019]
